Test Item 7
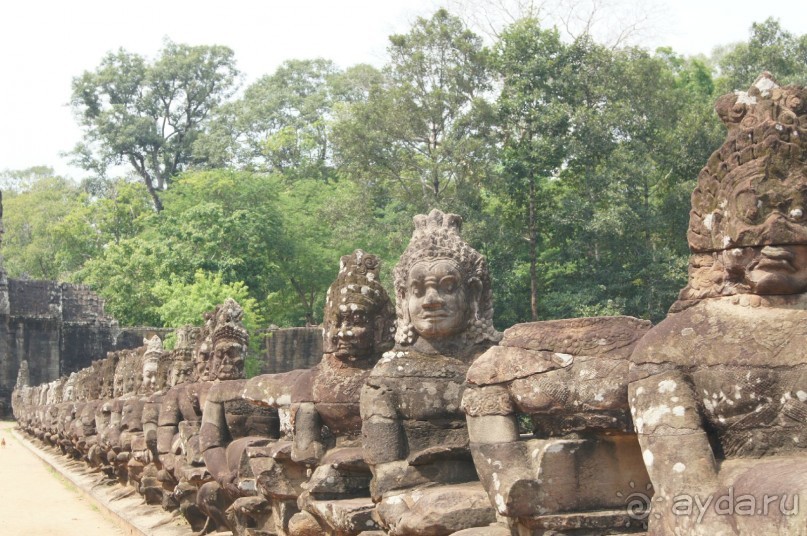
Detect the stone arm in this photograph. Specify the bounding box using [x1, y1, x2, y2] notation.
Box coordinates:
[628, 367, 730, 534]
[291, 402, 326, 465]
[106, 406, 123, 452]
[242, 369, 316, 462]
[360, 379, 409, 500]
[462, 384, 537, 517]
[360, 380, 405, 465]
[199, 398, 234, 488]
[156, 391, 182, 458]
[629, 368, 719, 490]
[142, 398, 160, 460]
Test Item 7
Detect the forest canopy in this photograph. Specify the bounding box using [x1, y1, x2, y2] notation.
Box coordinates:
[2, 12, 805, 331]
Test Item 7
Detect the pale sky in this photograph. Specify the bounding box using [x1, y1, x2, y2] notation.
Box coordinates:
[1, 0, 806, 179]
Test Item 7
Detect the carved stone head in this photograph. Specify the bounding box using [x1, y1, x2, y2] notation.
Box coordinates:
[169, 326, 199, 386]
[76, 365, 99, 401]
[99, 352, 119, 399]
[323, 249, 395, 361]
[393, 209, 499, 351]
[210, 298, 249, 381]
[15, 360, 29, 390]
[114, 348, 142, 398]
[681, 73, 807, 301]
[175, 324, 198, 351]
[141, 335, 165, 394]
[63, 372, 78, 402]
[194, 311, 217, 381]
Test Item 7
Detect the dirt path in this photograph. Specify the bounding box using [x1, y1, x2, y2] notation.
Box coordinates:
[0, 421, 125, 536]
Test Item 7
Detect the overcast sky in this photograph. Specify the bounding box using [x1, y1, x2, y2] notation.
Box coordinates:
[2, 0, 806, 179]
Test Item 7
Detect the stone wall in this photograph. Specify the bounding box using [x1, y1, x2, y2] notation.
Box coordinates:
[0, 279, 155, 417]
[257, 326, 322, 373]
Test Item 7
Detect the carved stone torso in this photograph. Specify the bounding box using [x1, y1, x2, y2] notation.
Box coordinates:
[159, 381, 212, 427]
[297, 356, 377, 440]
[204, 379, 279, 444]
[365, 348, 487, 459]
[631, 295, 807, 459]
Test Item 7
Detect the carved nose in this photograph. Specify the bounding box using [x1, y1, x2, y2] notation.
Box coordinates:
[422, 287, 443, 308]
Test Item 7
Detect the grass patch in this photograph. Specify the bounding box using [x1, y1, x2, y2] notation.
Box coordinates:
[46, 464, 77, 492]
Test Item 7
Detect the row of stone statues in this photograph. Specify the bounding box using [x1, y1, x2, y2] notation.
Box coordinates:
[11, 73, 807, 536]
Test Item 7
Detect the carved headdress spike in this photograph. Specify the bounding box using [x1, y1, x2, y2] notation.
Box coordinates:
[212, 298, 249, 349]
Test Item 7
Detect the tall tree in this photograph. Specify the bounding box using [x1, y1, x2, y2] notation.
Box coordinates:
[333, 9, 494, 210]
[198, 60, 385, 181]
[2, 175, 85, 280]
[70, 40, 239, 211]
[715, 18, 807, 92]
[493, 19, 581, 320]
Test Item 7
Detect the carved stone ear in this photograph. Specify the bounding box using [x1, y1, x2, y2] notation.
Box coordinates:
[468, 278, 482, 318]
[374, 315, 384, 347]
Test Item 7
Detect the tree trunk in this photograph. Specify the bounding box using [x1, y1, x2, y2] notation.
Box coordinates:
[129, 156, 164, 212]
[146, 184, 164, 213]
[289, 276, 315, 326]
[529, 176, 538, 321]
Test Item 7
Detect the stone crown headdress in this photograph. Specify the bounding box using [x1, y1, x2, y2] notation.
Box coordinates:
[688, 72, 807, 252]
[142, 335, 165, 365]
[323, 249, 395, 353]
[393, 209, 499, 345]
[212, 298, 249, 349]
[174, 325, 200, 350]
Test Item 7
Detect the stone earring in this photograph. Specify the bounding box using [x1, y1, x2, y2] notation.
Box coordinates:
[396, 322, 416, 345]
[467, 315, 485, 343]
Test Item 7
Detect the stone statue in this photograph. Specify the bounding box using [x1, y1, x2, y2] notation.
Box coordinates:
[196, 298, 280, 533]
[71, 364, 102, 460]
[103, 347, 145, 483]
[359, 209, 501, 535]
[629, 73, 807, 535]
[129, 336, 171, 500]
[89, 351, 120, 469]
[56, 372, 79, 456]
[11, 360, 29, 419]
[137, 327, 197, 505]
[157, 322, 219, 530]
[242, 249, 396, 536]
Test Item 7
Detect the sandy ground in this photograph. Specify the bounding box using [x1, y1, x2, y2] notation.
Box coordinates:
[0, 421, 126, 536]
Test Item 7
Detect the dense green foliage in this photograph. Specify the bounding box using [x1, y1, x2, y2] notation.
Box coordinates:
[3, 14, 806, 331]
[70, 40, 239, 211]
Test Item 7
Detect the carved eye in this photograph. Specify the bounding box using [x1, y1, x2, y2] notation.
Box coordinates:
[735, 190, 760, 222]
[440, 276, 457, 293]
[410, 283, 423, 297]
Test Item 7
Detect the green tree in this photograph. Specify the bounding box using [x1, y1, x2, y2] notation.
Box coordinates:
[333, 9, 494, 211]
[154, 270, 265, 376]
[715, 18, 807, 92]
[73, 169, 282, 326]
[2, 175, 85, 280]
[268, 177, 400, 326]
[70, 40, 239, 211]
[493, 19, 580, 320]
[154, 270, 263, 330]
[201, 59, 338, 177]
[543, 46, 720, 322]
[0, 166, 56, 192]
[71, 169, 388, 328]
